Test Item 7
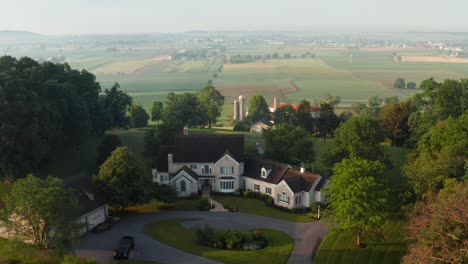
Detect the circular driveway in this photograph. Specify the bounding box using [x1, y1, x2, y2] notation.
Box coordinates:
[76, 211, 327, 264]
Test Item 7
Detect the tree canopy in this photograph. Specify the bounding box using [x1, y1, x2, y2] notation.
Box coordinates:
[96, 135, 122, 167]
[197, 85, 224, 127]
[408, 78, 467, 146]
[163, 92, 207, 128]
[94, 146, 151, 210]
[263, 124, 315, 166]
[150, 101, 164, 123]
[0, 56, 132, 180]
[379, 100, 413, 146]
[129, 105, 149, 128]
[404, 113, 468, 197]
[324, 115, 388, 167]
[323, 158, 387, 247]
[1, 175, 80, 249]
[394, 78, 406, 89]
[247, 95, 270, 123]
[403, 181, 467, 264]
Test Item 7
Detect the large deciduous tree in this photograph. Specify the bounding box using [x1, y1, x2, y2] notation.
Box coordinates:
[1, 175, 80, 249]
[247, 95, 270, 123]
[379, 100, 413, 146]
[100, 83, 133, 128]
[94, 146, 151, 210]
[163, 92, 207, 128]
[324, 116, 388, 167]
[263, 125, 315, 166]
[0, 56, 116, 180]
[150, 101, 164, 123]
[408, 78, 467, 146]
[394, 78, 406, 89]
[130, 105, 149, 128]
[317, 102, 340, 141]
[273, 104, 296, 125]
[323, 158, 388, 247]
[403, 181, 467, 264]
[197, 85, 224, 128]
[404, 113, 468, 198]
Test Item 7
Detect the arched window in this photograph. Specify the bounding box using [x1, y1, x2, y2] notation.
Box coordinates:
[181, 180, 186, 192]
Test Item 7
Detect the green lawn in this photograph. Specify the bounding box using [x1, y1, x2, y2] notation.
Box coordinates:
[0, 238, 62, 263]
[143, 218, 294, 264]
[314, 220, 407, 264]
[214, 196, 315, 222]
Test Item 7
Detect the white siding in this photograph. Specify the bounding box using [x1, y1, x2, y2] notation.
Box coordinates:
[243, 177, 276, 197]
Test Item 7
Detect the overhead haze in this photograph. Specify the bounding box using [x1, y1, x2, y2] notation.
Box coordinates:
[0, 0, 467, 35]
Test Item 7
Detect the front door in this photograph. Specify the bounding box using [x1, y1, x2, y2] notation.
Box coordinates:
[202, 179, 212, 190]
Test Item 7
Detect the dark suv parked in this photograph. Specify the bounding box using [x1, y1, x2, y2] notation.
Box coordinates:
[114, 236, 135, 260]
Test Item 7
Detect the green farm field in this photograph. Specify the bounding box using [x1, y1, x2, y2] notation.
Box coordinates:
[68, 47, 468, 124]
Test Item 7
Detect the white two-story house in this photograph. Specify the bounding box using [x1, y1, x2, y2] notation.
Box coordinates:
[152, 132, 328, 208]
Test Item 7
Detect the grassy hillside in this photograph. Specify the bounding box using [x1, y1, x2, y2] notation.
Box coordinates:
[314, 221, 407, 264]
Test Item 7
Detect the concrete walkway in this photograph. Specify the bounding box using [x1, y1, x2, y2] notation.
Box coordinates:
[77, 211, 327, 264]
[202, 190, 228, 212]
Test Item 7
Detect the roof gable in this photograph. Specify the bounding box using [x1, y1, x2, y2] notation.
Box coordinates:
[171, 166, 199, 181]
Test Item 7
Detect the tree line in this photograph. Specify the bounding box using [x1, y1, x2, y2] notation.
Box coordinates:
[0, 56, 133, 180]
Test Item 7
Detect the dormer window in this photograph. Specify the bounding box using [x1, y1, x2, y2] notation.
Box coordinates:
[261, 167, 270, 179]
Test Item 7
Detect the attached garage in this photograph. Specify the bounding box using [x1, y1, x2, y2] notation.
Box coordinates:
[66, 175, 108, 233]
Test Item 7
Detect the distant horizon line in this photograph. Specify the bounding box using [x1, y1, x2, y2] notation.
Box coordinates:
[2, 29, 468, 37]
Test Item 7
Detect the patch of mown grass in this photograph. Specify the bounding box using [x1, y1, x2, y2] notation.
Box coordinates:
[143, 218, 294, 264]
[214, 196, 315, 223]
[314, 220, 407, 264]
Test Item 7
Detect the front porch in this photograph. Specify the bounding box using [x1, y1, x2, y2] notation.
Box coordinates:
[198, 176, 215, 191]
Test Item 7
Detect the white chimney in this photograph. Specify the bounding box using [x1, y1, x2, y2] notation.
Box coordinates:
[300, 166, 305, 173]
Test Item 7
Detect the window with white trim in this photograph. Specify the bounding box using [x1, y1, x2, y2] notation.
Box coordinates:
[180, 180, 186, 192]
[220, 180, 234, 190]
[278, 192, 290, 204]
[220, 166, 234, 175]
[265, 187, 271, 194]
[160, 175, 169, 182]
[295, 195, 302, 205]
[254, 184, 260, 191]
[190, 164, 197, 170]
[202, 165, 211, 174]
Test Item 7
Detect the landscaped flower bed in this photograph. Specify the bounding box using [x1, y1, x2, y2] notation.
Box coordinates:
[195, 225, 267, 251]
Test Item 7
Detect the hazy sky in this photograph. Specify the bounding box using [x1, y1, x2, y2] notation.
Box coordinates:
[1, 0, 467, 35]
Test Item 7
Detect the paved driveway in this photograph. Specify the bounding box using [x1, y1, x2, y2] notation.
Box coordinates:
[76, 211, 327, 264]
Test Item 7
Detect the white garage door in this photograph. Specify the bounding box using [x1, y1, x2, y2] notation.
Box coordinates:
[86, 207, 106, 230]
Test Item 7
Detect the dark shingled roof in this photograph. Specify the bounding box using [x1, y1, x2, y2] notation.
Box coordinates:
[157, 145, 174, 172]
[314, 177, 328, 191]
[156, 134, 244, 171]
[65, 174, 107, 216]
[244, 157, 322, 193]
[283, 169, 321, 192]
[172, 166, 199, 180]
[243, 156, 290, 184]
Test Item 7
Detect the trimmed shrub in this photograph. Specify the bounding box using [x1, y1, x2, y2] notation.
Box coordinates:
[265, 197, 274, 207]
[195, 225, 215, 244]
[199, 197, 210, 211]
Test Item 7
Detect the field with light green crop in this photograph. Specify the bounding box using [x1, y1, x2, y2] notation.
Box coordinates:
[67, 47, 468, 124]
